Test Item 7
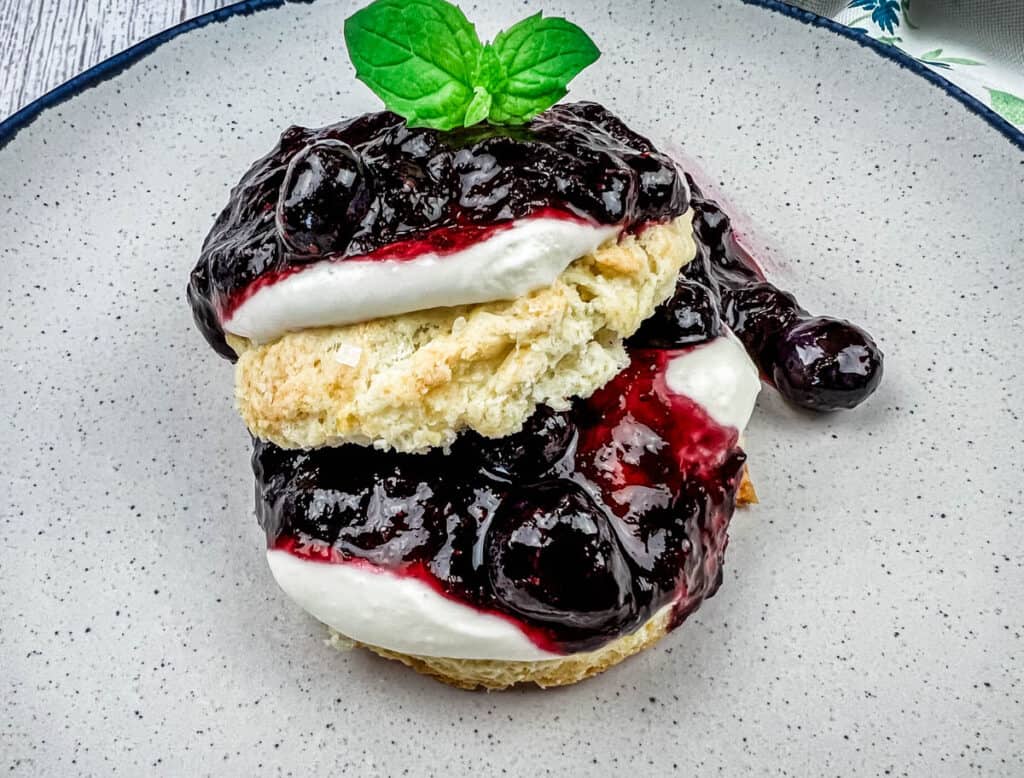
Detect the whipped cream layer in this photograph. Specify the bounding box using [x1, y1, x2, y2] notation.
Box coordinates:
[225, 216, 619, 343]
[267, 333, 761, 660]
[267, 551, 560, 661]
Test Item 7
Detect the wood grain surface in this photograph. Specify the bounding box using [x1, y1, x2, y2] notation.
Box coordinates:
[0, 0, 234, 119]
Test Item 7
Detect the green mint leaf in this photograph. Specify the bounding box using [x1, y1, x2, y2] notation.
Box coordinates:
[464, 87, 492, 126]
[343, 1, 601, 129]
[474, 43, 505, 94]
[489, 13, 599, 124]
[489, 91, 564, 125]
[344, 0, 483, 130]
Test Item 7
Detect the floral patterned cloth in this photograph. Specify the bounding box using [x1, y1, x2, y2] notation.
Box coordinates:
[789, 0, 1024, 127]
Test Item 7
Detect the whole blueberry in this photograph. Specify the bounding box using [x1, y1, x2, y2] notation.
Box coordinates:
[628, 280, 722, 349]
[770, 316, 884, 411]
[691, 197, 732, 248]
[475, 406, 575, 480]
[630, 152, 685, 219]
[333, 454, 452, 566]
[721, 282, 804, 358]
[485, 481, 635, 631]
[277, 139, 372, 255]
[610, 485, 699, 597]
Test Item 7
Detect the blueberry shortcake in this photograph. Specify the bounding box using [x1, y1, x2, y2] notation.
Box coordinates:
[187, 0, 882, 690]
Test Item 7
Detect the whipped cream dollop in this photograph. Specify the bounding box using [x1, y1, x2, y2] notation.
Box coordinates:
[225, 216, 619, 343]
[267, 333, 761, 660]
[664, 329, 761, 431]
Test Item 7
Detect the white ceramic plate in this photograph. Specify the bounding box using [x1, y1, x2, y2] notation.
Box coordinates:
[2, 1, 1022, 775]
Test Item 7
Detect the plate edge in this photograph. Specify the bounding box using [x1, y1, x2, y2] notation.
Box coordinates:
[0, 0, 1021, 153]
[0, 0, 308, 151]
[743, 0, 1024, 151]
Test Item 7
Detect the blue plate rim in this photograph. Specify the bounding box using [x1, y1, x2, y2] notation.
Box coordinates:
[0, 0, 1021, 152]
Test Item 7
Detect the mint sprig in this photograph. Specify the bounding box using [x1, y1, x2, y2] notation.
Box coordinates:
[489, 14, 599, 124]
[343, 0, 600, 130]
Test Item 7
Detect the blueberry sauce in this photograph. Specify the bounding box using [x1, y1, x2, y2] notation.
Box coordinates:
[254, 349, 746, 654]
[685, 178, 884, 411]
[628, 177, 884, 411]
[189, 102, 688, 358]
[224, 104, 885, 656]
[253, 190, 885, 652]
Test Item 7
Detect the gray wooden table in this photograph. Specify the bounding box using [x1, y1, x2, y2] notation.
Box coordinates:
[0, 0, 235, 119]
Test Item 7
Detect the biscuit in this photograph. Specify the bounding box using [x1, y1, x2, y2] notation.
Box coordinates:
[331, 606, 673, 691]
[230, 214, 695, 452]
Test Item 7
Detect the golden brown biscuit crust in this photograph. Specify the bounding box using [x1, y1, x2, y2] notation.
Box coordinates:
[328, 606, 673, 691]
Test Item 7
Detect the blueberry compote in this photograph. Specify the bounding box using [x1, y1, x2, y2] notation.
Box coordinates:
[188, 101, 688, 358]
[254, 352, 747, 655]
[234, 105, 884, 654]
[630, 177, 884, 411]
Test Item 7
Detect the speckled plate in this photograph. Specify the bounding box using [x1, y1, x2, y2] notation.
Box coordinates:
[2, 1, 1022, 775]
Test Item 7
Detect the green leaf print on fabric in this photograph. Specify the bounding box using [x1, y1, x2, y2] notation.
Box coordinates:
[917, 48, 984, 70]
[987, 89, 1024, 125]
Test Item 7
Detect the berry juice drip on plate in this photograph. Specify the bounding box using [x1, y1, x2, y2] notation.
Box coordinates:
[628, 178, 883, 410]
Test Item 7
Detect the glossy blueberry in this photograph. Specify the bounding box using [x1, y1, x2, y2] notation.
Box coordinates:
[609, 485, 692, 593]
[276, 139, 372, 255]
[252, 442, 370, 549]
[770, 316, 884, 411]
[691, 196, 732, 248]
[628, 280, 721, 349]
[633, 152, 685, 215]
[485, 481, 635, 631]
[367, 148, 450, 232]
[721, 282, 804, 358]
[475, 406, 575, 480]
